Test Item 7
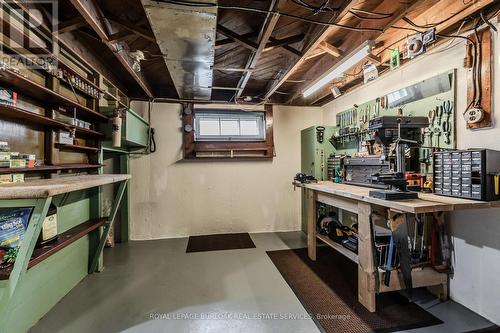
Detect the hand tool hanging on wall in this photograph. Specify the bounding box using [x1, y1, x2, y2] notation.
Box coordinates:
[442, 121, 451, 145]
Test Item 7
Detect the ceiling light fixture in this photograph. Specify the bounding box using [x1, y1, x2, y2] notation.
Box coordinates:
[302, 40, 374, 98]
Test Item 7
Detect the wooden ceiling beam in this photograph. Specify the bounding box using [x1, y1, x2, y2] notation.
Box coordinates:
[55, 17, 87, 34]
[108, 30, 135, 42]
[105, 14, 156, 43]
[318, 41, 342, 57]
[264, 33, 304, 51]
[70, 0, 154, 98]
[217, 25, 258, 51]
[235, 0, 287, 99]
[286, 0, 428, 104]
[304, 48, 327, 60]
[263, 0, 360, 101]
[310, 0, 497, 106]
[215, 31, 257, 49]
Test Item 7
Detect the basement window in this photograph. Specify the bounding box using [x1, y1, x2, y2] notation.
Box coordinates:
[183, 104, 274, 159]
[194, 110, 266, 142]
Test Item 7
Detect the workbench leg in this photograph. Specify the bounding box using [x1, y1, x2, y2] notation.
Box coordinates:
[358, 202, 376, 312]
[0, 198, 52, 326]
[307, 189, 317, 261]
[89, 180, 128, 273]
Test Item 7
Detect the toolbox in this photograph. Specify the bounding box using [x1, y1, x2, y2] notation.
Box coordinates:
[433, 149, 500, 201]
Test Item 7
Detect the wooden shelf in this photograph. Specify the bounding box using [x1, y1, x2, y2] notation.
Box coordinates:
[0, 104, 67, 128]
[57, 143, 99, 153]
[0, 69, 107, 122]
[0, 104, 105, 138]
[0, 218, 107, 280]
[58, 62, 103, 94]
[317, 234, 359, 264]
[0, 164, 103, 175]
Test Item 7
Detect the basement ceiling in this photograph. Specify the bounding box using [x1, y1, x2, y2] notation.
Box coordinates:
[56, 0, 499, 105]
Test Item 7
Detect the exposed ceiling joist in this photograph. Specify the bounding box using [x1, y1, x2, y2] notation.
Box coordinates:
[304, 48, 327, 60]
[264, 33, 304, 51]
[55, 17, 86, 34]
[105, 14, 156, 43]
[108, 30, 135, 42]
[235, 0, 286, 99]
[217, 24, 258, 50]
[215, 31, 257, 49]
[302, 0, 490, 106]
[70, 0, 154, 98]
[263, 0, 360, 100]
[318, 41, 341, 57]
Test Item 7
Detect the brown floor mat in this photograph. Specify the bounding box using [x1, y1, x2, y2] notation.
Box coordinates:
[267, 247, 442, 333]
[186, 233, 256, 253]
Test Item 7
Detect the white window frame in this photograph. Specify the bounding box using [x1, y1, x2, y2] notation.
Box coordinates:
[194, 110, 266, 142]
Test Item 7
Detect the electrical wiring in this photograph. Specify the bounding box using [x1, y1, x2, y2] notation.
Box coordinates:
[291, 0, 339, 14]
[155, 0, 385, 32]
[349, 8, 393, 20]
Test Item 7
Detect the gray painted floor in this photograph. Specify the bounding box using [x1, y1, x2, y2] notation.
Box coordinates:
[31, 232, 494, 333]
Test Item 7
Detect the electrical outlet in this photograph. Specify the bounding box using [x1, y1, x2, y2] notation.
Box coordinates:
[464, 107, 484, 124]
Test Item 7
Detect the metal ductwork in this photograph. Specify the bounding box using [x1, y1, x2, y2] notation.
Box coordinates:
[141, 0, 217, 100]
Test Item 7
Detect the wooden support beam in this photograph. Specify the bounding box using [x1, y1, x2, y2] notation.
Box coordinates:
[105, 14, 156, 43]
[55, 17, 86, 34]
[108, 30, 134, 42]
[217, 25, 258, 50]
[264, 33, 304, 51]
[235, 0, 286, 99]
[212, 66, 254, 72]
[308, 0, 494, 106]
[215, 31, 257, 49]
[304, 48, 327, 60]
[263, 0, 359, 100]
[318, 41, 342, 57]
[70, 0, 154, 98]
[286, 0, 428, 105]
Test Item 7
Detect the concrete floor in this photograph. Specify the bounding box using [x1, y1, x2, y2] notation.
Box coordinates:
[31, 232, 494, 333]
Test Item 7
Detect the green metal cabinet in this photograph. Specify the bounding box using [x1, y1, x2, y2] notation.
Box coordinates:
[100, 107, 149, 150]
[300, 126, 336, 233]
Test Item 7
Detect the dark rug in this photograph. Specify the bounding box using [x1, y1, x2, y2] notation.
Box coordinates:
[464, 326, 500, 333]
[186, 233, 256, 253]
[267, 247, 442, 333]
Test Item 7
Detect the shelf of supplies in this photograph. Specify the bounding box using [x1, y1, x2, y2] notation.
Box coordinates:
[56, 143, 99, 153]
[58, 62, 103, 93]
[0, 218, 107, 280]
[0, 164, 103, 175]
[0, 69, 107, 122]
[317, 234, 359, 264]
[0, 104, 105, 138]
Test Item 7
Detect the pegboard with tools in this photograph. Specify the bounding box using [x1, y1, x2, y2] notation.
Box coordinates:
[330, 70, 457, 177]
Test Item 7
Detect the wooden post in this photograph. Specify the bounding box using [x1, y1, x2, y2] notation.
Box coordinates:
[307, 189, 317, 260]
[357, 202, 376, 312]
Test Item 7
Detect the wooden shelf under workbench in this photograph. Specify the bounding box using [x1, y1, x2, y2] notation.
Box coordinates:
[0, 218, 107, 280]
[299, 180, 499, 313]
[0, 174, 131, 199]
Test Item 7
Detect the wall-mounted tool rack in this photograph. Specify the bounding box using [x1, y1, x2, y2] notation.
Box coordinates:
[330, 70, 457, 178]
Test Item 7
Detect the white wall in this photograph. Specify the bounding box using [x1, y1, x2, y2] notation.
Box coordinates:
[322, 22, 500, 324]
[129, 103, 322, 239]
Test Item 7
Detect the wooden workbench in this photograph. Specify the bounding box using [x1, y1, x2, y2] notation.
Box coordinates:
[0, 174, 130, 325]
[295, 181, 497, 312]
